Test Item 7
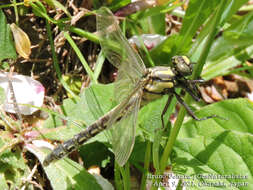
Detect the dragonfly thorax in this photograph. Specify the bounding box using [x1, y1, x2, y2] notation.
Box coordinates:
[142, 66, 176, 103]
[142, 55, 193, 103]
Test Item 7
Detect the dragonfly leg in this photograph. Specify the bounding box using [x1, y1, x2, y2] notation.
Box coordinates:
[178, 79, 202, 102]
[173, 92, 219, 121]
[188, 79, 205, 84]
[182, 84, 201, 102]
[161, 94, 173, 129]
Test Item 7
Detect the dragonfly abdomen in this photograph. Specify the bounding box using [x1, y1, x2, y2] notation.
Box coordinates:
[43, 115, 109, 166]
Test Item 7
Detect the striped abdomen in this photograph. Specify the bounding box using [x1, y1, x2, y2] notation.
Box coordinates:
[43, 114, 110, 166]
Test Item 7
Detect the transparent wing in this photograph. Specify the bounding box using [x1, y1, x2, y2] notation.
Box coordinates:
[85, 84, 142, 166]
[108, 90, 142, 166]
[96, 7, 146, 103]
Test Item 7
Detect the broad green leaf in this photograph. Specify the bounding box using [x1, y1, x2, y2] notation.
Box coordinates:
[174, 136, 251, 190]
[174, 98, 253, 189]
[43, 83, 114, 140]
[28, 143, 113, 190]
[42, 125, 83, 141]
[79, 142, 113, 168]
[180, 98, 253, 138]
[0, 10, 17, 62]
[64, 83, 114, 125]
[148, 34, 178, 65]
[129, 4, 175, 35]
[138, 95, 173, 140]
[0, 137, 32, 189]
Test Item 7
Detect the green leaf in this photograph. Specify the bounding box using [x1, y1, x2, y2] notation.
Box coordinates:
[150, 13, 165, 35]
[0, 137, 32, 189]
[201, 53, 242, 80]
[148, 34, 178, 65]
[223, 12, 253, 46]
[109, 0, 131, 11]
[64, 83, 114, 125]
[45, 162, 104, 190]
[177, 0, 220, 52]
[129, 137, 152, 164]
[220, 0, 249, 24]
[190, 0, 249, 62]
[79, 142, 113, 168]
[201, 11, 253, 79]
[130, 5, 170, 35]
[138, 95, 172, 140]
[0, 150, 26, 170]
[174, 98, 253, 188]
[0, 10, 17, 62]
[174, 136, 252, 189]
[29, 143, 113, 190]
[42, 125, 83, 141]
[43, 83, 114, 141]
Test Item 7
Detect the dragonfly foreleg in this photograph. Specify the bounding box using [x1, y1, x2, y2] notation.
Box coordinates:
[178, 80, 202, 102]
[188, 79, 205, 83]
[173, 92, 218, 121]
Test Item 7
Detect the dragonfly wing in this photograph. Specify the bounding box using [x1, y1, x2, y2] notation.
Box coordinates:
[96, 7, 146, 103]
[108, 90, 142, 166]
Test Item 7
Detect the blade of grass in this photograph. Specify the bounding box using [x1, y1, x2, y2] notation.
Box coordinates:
[119, 162, 131, 190]
[140, 141, 151, 190]
[94, 51, 105, 81]
[30, 2, 57, 24]
[152, 129, 162, 174]
[69, 26, 100, 44]
[12, 0, 19, 24]
[115, 162, 123, 190]
[63, 32, 96, 83]
[159, 0, 228, 176]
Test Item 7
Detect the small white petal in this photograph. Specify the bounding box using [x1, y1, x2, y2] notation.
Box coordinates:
[0, 72, 45, 115]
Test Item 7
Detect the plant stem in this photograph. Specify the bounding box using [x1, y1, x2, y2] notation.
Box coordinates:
[64, 31, 96, 83]
[140, 141, 151, 190]
[159, 0, 227, 176]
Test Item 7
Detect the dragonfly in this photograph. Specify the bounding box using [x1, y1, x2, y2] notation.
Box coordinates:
[43, 7, 218, 166]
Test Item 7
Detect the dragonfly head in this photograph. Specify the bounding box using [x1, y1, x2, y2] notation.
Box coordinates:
[172, 56, 193, 77]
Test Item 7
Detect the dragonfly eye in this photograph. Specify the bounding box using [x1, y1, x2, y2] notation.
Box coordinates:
[172, 55, 193, 76]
